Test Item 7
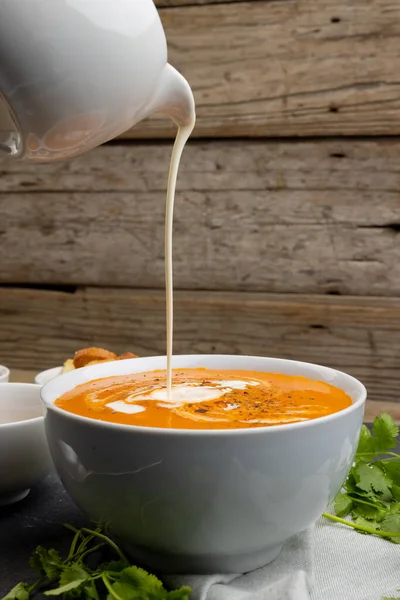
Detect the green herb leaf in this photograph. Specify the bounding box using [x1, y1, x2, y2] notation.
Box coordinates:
[352, 502, 387, 523]
[112, 566, 166, 599]
[382, 462, 400, 486]
[381, 514, 400, 544]
[106, 566, 191, 600]
[82, 582, 99, 600]
[344, 472, 373, 499]
[353, 462, 392, 497]
[353, 515, 380, 531]
[166, 588, 191, 600]
[372, 413, 399, 452]
[107, 581, 144, 600]
[333, 493, 353, 517]
[392, 485, 400, 501]
[356, 425, 377, 455]
[59, 565, 90, 586]
[29, 547, 63, 580]
[389, 502, 400, 514]
[101, 560, 126, 573]
[43, 579, 87, 596]
[120, 566, 164, 589]
[1, 583, 30, 600]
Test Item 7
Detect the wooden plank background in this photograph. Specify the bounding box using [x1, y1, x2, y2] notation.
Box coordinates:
[1, 140, 400, 294]
[0, 287, 398, 405]
[1, 0, 400, 412]
[127, 0, 400, 138]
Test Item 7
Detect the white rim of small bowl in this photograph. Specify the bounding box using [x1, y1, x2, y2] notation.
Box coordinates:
[35, 366, 63, 385]
[0, 365, 10, 382]
[40, 355, 367, 437]
[0, 382, 44, 427]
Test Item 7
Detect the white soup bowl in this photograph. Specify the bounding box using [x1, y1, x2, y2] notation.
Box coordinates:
[41, 355, 366, 573]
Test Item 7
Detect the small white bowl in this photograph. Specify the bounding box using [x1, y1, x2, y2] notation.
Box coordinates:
[0, 383, 53, 506]
[35, 366, 63, 386]
[0, 365, 10, 383]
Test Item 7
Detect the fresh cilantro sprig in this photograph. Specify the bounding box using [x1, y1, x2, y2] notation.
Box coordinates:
[2, 525, 190, 600]
[323, 413, 400, 542]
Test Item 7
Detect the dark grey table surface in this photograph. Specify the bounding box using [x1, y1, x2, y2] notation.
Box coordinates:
[0, 472, 86, 596]
[1, 425, 398, 597]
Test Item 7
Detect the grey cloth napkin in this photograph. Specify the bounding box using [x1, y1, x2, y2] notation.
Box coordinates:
[165, 517, 400, 600]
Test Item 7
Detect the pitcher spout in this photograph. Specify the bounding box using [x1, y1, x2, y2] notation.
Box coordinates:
[145, 63, 196, 129]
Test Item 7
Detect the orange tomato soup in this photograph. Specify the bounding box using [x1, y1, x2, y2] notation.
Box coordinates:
[55, 368, 352, 430]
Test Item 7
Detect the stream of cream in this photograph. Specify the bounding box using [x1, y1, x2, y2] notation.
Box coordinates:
[165, 119, 195, 399]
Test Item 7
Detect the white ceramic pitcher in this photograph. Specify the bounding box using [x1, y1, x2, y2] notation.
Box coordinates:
[0, 0, 195, 161]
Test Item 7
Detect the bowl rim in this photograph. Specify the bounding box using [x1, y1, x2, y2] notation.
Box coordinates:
[40, 354, 367, 437]
[0, 382, 44, 428]
[0, 364, 10, 379]
[35, 366, 63, 385]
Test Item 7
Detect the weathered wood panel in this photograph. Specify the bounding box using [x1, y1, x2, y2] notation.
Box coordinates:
[156, 0, 242, 5]
[1, 140, 400, 294]
[1, 287, 399, 404]
[125, 0, 400, 138]
[364, 401, 400, 423]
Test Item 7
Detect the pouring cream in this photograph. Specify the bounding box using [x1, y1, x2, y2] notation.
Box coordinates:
[164, 120, 195, 399]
